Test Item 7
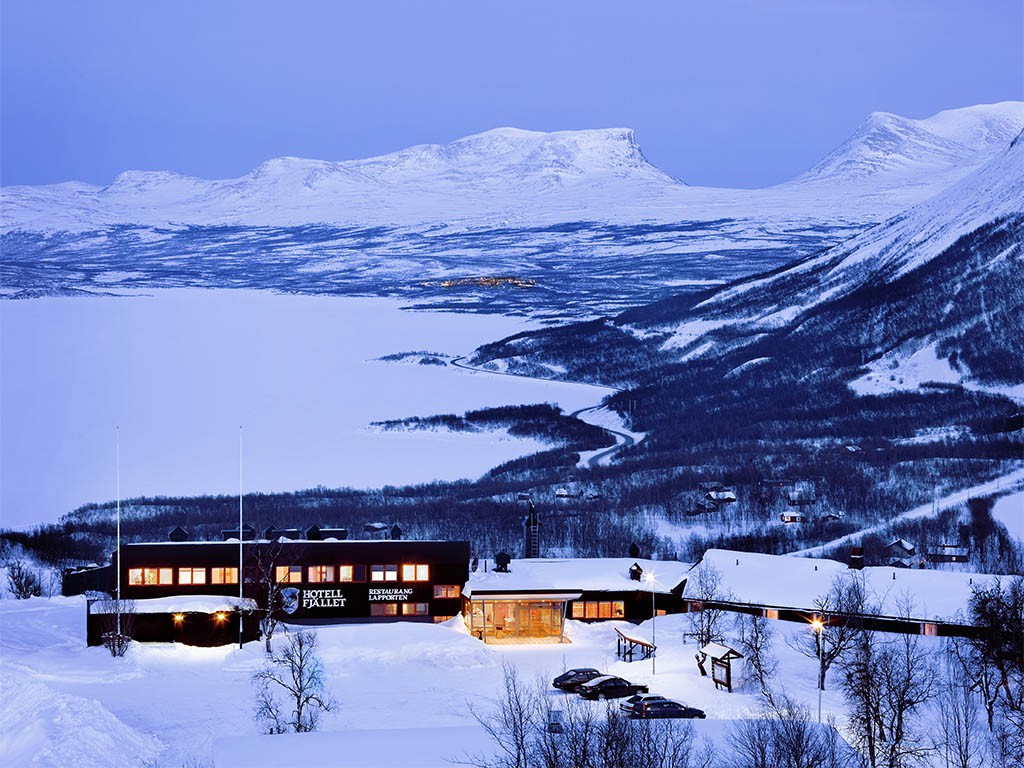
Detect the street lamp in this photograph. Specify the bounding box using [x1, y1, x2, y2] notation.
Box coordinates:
[811, 616, 825, 723]
[645, 571, 656, 675]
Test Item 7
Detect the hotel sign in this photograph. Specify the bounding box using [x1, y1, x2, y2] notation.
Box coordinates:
[369, 587, 414, 602]
[301, 589, 348, 609]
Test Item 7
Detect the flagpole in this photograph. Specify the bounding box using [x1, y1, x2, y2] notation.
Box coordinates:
[239, 425, 244, 650]
[116, 427, 121, 637]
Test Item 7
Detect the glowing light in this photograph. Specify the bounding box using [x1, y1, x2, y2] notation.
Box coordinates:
[811, 617, 824, 633]
[644, 572, 655, 584]
[214, 612, 227, 622]
[173, 613, 185, 623]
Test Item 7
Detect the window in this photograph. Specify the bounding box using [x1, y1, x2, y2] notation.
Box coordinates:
[211, 567, 239, 585]
[275, 565, 302, 583]
[401, 564, 430, 582]
[371, 564, 398, 582]
[370, 603, 399, 616]
[433, 585, 461, 599]
[128, 567, 173, 586]
[338, 565, 366, 583]
[571, 600, 625, 619]
[308, 565, 334, 583]
[433, 615, 456, 624]
[178, 567, 206, 585]
[402, 603, 429, 616]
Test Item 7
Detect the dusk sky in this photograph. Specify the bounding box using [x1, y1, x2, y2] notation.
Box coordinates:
[2, 0, 1021, 189]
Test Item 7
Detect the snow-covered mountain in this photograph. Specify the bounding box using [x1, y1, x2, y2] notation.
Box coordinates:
[474, 126, 1024, 392]
[792, 102, 1024, 187]
[4, 103, 1022, 234]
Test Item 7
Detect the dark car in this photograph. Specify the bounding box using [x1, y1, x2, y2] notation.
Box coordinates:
[577, 675, 649, 700]
[631, 700, 706, 720]
[552, 668, 603, 691]
[619, 693, 668, 714]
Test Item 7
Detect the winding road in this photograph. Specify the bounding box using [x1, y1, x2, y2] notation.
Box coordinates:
[449, 356, 640, 468]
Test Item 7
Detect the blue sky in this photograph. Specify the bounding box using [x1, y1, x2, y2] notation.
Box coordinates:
[2, 1, 1021, 188]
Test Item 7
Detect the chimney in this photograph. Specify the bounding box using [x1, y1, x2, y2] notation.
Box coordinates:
[849, 546, 865, 570]
[524, 501, 540, 559]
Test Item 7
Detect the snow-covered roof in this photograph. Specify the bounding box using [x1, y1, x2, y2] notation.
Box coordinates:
[90, 595, 257, 614]
[465, 557, 690, 598]
[691, 549, 1003, 623]
[699, 642, 743, 660]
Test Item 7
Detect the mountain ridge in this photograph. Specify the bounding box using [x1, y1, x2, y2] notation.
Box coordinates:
[4, 103, 1022, 234]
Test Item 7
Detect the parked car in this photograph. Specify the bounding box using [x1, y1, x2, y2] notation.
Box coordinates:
[552, 668, 603, 691]
[577, 676, 649, 700]
[619, 693, 668, 714]
[631, 700, 706, 719]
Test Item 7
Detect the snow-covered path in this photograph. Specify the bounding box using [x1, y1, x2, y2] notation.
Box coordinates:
[787, 466, 1024, 557]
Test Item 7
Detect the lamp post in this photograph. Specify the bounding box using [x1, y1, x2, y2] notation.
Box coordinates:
[645, 571, 656, 675]
[811, 616, 824, 723]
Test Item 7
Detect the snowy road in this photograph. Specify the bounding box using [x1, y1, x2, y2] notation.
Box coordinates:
[787, 466, 1024, 557]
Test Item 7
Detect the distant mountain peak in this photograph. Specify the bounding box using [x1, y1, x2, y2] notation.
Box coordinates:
[793, 101, 1024, 185]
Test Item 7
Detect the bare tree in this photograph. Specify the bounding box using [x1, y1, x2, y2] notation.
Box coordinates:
[840, 621, 936, 768]
[253, 539, 289, 654]
[465, 666, 713, 768]
[951, 576, 1024, 749]
[790, 573, 868, 691]
[687, 562, 730, 647]
[735, 613, 778, 702]
[7, 560, 42, 599]
[728, 695, 857, 768]
[251, 628, 334, 734]
[935, 650, 986, 768]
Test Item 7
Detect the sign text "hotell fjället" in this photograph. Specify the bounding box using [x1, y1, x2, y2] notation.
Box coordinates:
[301, 589, 348, 609]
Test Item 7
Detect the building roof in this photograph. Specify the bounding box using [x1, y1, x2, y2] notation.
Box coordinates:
[690, 549, 1004, 624]
[90, 595, 257, 614]
[464, 557, 691, 598]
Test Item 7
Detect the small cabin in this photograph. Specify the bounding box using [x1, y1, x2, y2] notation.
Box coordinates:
[706, 488, 737, 503]
[927, 545, 970, 565]
[780, 510, 806, 524]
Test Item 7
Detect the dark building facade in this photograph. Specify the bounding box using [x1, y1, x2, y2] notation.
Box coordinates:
[69, 539, 470, 644]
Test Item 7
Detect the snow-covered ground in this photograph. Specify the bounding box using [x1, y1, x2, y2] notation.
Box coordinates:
[0, 595, 865, 768]
[0, 290, 614, 530]
[992, 488, 1024, 543]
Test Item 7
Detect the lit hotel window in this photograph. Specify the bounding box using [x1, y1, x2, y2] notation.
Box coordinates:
[308, 565, 334, 583]
[211, 567, 238, 585]
[371, 564, 398, 582]
[433, 585, 460, 599]
[401, 564, 430, 582]
[401, 603, 429, 616]
[178, 567, 206, 585]
[338, 565, 366, 583]
[275, 565, 303, 583]
[370, 603, 399, 616]
[571, 601, 625, 619]
[129, 567, 174, 586]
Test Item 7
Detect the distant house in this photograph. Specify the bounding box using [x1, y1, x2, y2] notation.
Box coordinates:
[927, 544, 970, 565]
[699, 481, 725, 493]
[884, 538, 916, 567]
[706, 488, 737, 503]
[688, 499, 718, 516]
[363, 522, 391, 540]
[780, 509, 805, 524]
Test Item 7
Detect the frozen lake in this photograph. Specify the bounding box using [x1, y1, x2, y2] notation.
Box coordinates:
[1, 290, 611, 529]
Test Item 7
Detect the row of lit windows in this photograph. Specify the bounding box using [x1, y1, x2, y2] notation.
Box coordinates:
[370, 602, 429, 617]
[571, 600, 626, 619]
[128, 567, 239, 587]
[274, 564, 431, 584]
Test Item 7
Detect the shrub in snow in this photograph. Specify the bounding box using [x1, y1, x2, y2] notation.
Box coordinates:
[94, 598, 136, 657]
[252, 629, 334, 734]
[7, 560, 42, 599]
